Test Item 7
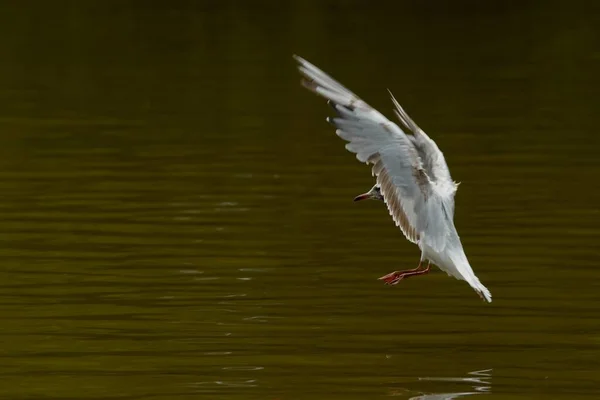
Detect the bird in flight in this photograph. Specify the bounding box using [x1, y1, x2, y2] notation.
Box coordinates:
[294, 55, 491, 302]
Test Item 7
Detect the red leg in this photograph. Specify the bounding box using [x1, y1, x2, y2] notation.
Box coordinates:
[379, 262, 431, 285]
[378, 261, 423, 283]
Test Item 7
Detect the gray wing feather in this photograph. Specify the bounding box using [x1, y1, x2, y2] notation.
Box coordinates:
[389, 91, 455, 187]
[295, 55, 452, 251]
[377, 147, 451, 251]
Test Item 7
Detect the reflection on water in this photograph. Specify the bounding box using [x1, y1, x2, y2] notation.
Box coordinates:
[408, 369, 491, 399]
[0, 2, 599, 400]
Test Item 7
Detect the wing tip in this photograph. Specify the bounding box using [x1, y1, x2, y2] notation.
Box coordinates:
[300, 78, 318, 92]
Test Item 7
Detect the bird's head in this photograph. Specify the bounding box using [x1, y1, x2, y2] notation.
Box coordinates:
[353, 184, 384, 202]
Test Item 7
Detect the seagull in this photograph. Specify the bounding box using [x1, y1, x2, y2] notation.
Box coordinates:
[294, 55, 492, 302]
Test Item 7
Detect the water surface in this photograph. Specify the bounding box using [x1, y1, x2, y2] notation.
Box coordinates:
[0, 2, 599, 399]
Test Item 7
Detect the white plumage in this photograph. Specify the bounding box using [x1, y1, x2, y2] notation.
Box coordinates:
[295, 55, 491, 302]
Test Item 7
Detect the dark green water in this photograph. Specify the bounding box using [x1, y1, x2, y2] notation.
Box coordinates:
[0, 2, 599, 399]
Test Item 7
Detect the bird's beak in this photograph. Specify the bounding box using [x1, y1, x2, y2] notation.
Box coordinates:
[353, 192, 372, 202]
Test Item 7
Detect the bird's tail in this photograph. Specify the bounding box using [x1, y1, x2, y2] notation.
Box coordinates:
[446, 247, 492, 303]
[467, 275, 492, 303]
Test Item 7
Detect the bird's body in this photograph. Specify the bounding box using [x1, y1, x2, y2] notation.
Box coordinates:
[295, 55, 491, 302]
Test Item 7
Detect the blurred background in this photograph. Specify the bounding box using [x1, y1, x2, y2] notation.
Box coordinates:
[0, 1, 598, 399]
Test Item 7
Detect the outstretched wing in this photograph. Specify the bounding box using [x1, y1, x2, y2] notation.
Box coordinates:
[295, 55, 451, 251]
[388, 90, 455, 191]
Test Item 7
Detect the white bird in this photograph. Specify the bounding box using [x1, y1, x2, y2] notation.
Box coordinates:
[294, 55, 491, 302]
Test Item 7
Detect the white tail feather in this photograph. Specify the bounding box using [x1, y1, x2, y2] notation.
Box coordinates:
[469, 276, 492, 303]
[444, 247, 492, 303]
